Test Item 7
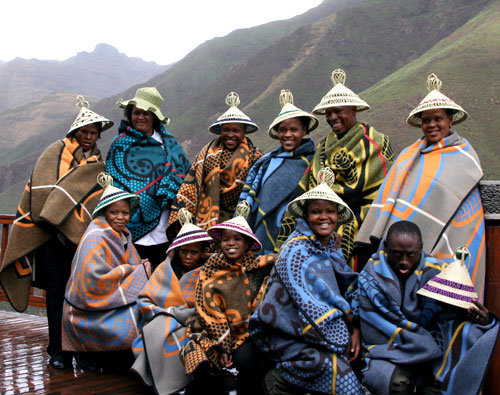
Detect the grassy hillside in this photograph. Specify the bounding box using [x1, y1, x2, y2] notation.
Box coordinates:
[361, 0, 500, 178]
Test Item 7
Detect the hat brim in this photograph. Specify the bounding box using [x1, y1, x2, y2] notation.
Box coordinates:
[167, 229, 212, 253]
[417, 287, 475, 310]
[209, 119, 259, 134]
[268, 111, 319, 139]
[117, 98, 169, 125]
[67, 119, 114, 137]
[93, 193, 140, 218]
[208, 224, 262, 251]
[407, 106, 468, 127]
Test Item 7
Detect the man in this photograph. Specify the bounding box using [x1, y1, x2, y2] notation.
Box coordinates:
[358, 221, 498, 395]
[277, 68, 394, 269]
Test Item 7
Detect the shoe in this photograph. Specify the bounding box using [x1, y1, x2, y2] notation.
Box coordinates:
[74, 352, 103, 373]
[50, 355, 72, 369]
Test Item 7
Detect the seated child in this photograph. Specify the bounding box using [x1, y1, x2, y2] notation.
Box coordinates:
[182, 201, 274, 395]
[249, 168, 365, 395]
[131, 208, 212, 394]
[61, 173, 151, 372]
[358, 220, 499, 395]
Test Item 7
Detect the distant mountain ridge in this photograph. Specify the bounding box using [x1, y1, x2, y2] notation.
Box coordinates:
[0, 44, 169, 109]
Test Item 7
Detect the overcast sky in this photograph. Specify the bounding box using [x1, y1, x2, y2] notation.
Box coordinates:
[1, 0, 323, 65]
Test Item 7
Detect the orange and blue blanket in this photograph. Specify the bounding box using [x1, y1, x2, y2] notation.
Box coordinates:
[131, 257, 201, 394]
[359, 242, 499, 395]
[356, 132, 486, 299]
[250, 218, 364, 394]
[62, 217, 151, 352]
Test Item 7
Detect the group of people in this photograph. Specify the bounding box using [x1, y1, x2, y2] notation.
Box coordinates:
[0, 68, 497, 394]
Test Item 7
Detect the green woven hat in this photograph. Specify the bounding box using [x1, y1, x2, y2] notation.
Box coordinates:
[209, 92, 259, 134]
[117, 87, 170, 125]
[268, 90, 319, 139]
[67, 95, 113, 136]
[92, 173, 140, 218]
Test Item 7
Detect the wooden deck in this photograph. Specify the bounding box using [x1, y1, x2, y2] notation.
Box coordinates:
[0, 310, 151, 395]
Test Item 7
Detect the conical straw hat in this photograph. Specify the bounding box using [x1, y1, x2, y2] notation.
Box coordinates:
[67, 95, 113, 136]
[417, 246, 478, 310]
[268, 90, 319, 138]
[209, 92, 259, 134]
[407, 74, 468, 127]
[312, 69, 370, 115]
[92, 172, 140, 217]
[117, 87, 170, 125]
[287, 167, 354, 224]
[167, 208, 212, 253]
[208, 201, 262, 251]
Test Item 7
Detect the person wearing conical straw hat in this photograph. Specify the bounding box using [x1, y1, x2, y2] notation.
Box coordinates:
[238, 89, 317, 255]
[356, 73, 487, 299]
[106, 87, 190, 271]
[130, 208, 212, 394]
[0, 95, 113, 369]
[181, 201, 273, 395]
[250, 168, 365, 395]
[61, 172, 151, 372]
[357, 221, 498, 395]
[167, 92, 263, 239]
[276, 69, 394, 269]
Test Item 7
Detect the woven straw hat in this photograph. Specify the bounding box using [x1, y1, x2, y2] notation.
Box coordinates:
[407, 74, 468, 127]
[117, 87, 170, 125]
[417, 246, 478, 310]
[67, 95, 113, 136]
[167, 209, 212, 253]
[268, 90, 319, 139]
[209, 92, 258, 134]
[207, 201, 262, 251]
[312, 69, 370, 115]
[287, 167, 354, 225]
[92, 173, 140, 218]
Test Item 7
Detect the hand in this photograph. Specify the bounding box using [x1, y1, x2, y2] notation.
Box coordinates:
[468, 299, 490, 325]
[346, 327, 361, 362]
[219, 352, 233, 368]
[141, 258, 150, 264]
[333, 232, 342, 250]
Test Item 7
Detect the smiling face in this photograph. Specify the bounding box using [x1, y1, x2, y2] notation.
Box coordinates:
[103, 199, 131, 233]
[420, 108, 453, 144]
[306, 200, 338, 246]
[220, 123, 245, 151]
[178, 242, 203, 273]
[220, 229, 249, 263]
[74, 123, 100, 152]
[325, 106, 357, 138]
[131, 106, 155, 136]
[385, 233, 422, 282]
[277, 117, 307, 152]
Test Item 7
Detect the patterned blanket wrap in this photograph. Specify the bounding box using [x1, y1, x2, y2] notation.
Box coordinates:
[181, 251, 273, 375]
[359, 241, 499, 395]
[0, 138, 105, 312]
[250, 218, 364, 394]
[277, 123, 394, 267]
[62, 217, 151, 351]
[105, 120, 190, 241]
[167, 137, 262, 238]
[131, 257, 200, 394]
[356, 131, 486, 299]
[239, 138, 315, 255]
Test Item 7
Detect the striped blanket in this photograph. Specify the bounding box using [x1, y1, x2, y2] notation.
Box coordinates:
[356, 131, 486, 299]
[167, 137, 262, 238]
[239, 138, 315, 255]
[249, 218, 364, 394]
[0, 138, 105, 312]
[277, 123, 394, 267]
[131, 257, 200, 394]
[62, 217, 151, 352]
[106, 120, 190, 241]
[359, 242, 499, 395]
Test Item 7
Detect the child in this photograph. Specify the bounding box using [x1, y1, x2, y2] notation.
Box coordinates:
[182, 201, 274, 395]
[61, 173, 151, 372]
[249, 168, 364, 395]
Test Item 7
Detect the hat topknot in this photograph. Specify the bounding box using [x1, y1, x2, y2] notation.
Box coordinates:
[67, 95, 113, 137]
[209, 92, 259, 134]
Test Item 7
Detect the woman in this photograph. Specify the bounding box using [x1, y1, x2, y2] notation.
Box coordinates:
[249, 168, 364, 395]
[355, 74, 486, 298]
[167, 92, 263, 238]
[239, 89, 317, 255]
[62, 173, 151, 372]
[0, 96, 112, 369]
[106, 87, 190, 270]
